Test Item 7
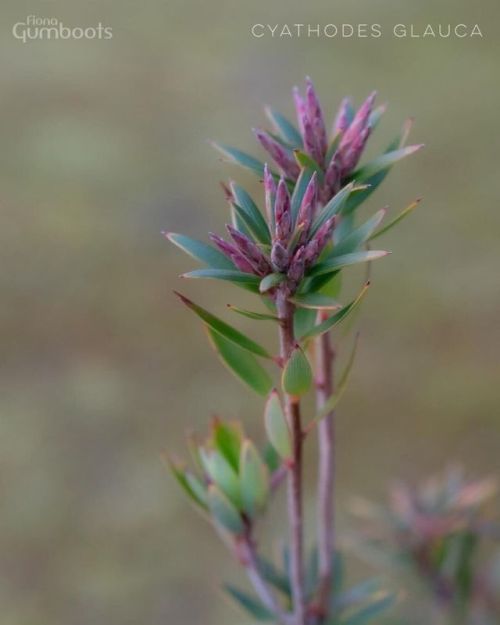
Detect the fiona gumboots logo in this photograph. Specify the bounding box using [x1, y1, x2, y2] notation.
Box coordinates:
[12, 16, 113, 43]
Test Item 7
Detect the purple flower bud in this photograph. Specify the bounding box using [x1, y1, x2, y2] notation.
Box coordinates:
[303, 238, 320, 266]
[263, 164, 276, 225]
[230, 252, 257, 274]
[271, 240, 289, 272]
[341, 125, 372, 174]
[340, 91, 376, 153]
[209, 233, 258, 275]
[209, 232, 240, 259]
[301, 112, 322, 165]
[287, 246, 306, 285]
[253, 129, 300, 180]
[333, 97, 352, 135]
[324, 151, 342, 198]
[305, 77, 327, 161]
[274, 179, 292, 243]
[293, 86, 307, 135]
[226, 225, 271, 276]
[296, 172, 317, 243]
[314, 216, 337, 257]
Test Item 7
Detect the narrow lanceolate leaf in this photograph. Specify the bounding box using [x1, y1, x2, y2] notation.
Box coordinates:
[264, 390, 292, 460]
[289, 293, 342, 311]
[175, 292, 271, 358]
[308, 250, 389, 278]
[224, 584, 274, 621]
[231, 183, 271, 244]
[227, 305, 278, 322]
[352, 144, 424, 181]
[260, 272, 286, 293]
[300, 284, 370, 340]
[256, 555, 291, 596]
[310, 182, 354, 236]
[291, 167, 315, 225]
[207, 328, 273, 396]
[369, 198, 421, 241]
[166, 456, 208, 510]
[282, 347, 312, 396]
[212, 419, 242, 472]
[309, 335, 360, 427]
[293, 149, 323, 179]
[165, 232, 234, 269]
[201, 449, 242, 508]
[339, 591, 396, 625]
[331, 209, 387, 257]
[240, 440, 270, 517]
[212, 142, 266, 177]
[266, 108, 303, 148]
[207, 484, 244, 535]
[182, 268, 260, 292]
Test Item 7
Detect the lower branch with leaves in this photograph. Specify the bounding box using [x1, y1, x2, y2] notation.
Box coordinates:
[165, 77, 426, 625]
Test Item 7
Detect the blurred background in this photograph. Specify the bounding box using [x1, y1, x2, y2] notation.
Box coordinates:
[1, 0, 499, 623]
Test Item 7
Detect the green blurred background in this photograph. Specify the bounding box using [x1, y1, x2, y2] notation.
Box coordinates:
[1, 0, 499, 623]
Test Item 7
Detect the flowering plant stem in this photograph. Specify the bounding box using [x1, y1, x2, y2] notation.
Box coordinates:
[276, 288, 307, 625]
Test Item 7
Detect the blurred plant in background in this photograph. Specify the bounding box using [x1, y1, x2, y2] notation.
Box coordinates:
[165, 78, 425, 625]
[351, 467, 500, 624]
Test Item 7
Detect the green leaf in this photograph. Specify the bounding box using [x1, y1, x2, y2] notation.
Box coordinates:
[166, 232, 234, 269]
[311, 335, 359, 423]
[256, 555, 291, 596]
[293, 150, 323, 179]
[368, 104, 386, 130]
[240, 440, 269, 517]
[339, 591, 396, 625]
[282, 346, 312, 396]
[228, 305, 278, 322]
[182, 268, 260, 292]
[231, 183, 271, 244]
[369, 198, 421, 241]
[331, 209, 386, 257]
[207, 328, 273, 396]
[260, 273, 286, 293]
[201, 449, 242, 508]
[264, 390, 292, 460]
[213, 142, 266, 177]
[300, 284, 370, 341]
[291, 167, 315, 225]
[266, 108, 303, 148]
[310, 182, 354, 236]
[352, 144, 424, 181]
[224, 584, 274, 621]
[293, 307, 317, 338]
[166, 457, 208, 510]
[207, 485, 244, 535]
[175, 292, 271, 358]
[334, 578, 384, 611]
[212, 419, 242, 472]
[289, 293, 342, 311]
[308, 251, 389, 278]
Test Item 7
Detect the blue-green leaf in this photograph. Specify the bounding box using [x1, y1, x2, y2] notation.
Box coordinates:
[308, 251, 389, 278]
[182, 268, 260, 292]
[310, 182, 354, 237]
[224, 584, 274, 621]
[228, 305, 278, 322]
[294, 150, 323, 180]
[352, 144, 424, 181]
[282, 347, 312, 396]
[330, 209, 386, 257]
[231, 183, 271, 244]
[166, 232, 234, 269]
[266, 108, 303, 148]
[369, 199, 421, 241]
[175, 292, 271, 358]
[207, 328, 273, 396]
[207, 485, 244, 535]
[213, 142, 266, 176]
[260, 273, 286, 293]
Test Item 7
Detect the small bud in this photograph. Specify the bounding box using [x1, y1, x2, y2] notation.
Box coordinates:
[292, 86, 307, 135]
[263, 164, 276, 225]
[274, 178, 292, 243]
[210, 232, 258, 274]
[226, 225, 271, 275]
[253, 129, 300, 179]
[314, 216, 337, 256]
[333, 97, 353, 134]
[296, 172, 317, 243]
[271, 240, 289, 272]
[340, 91, 376, 153]
[287, 245, 306, 285]
[324, 152, 342, 197]
[305, 77, 327, 160]
[209, 232, 239, 259]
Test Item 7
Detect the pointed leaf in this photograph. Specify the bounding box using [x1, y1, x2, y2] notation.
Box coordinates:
[212, 419, 242, 472]
[264, 390, 292, 460]
[201, 449, 242, 508]
[293, 150, 323, 180]
[291, 167, 315, 225]
[240, 440, 270, 517]
[228, 305, 278, 322]
[231, 183, 271, 244]
[213, 142, 266, 176]
[182, 268, 260, 292]
[207, 328, 273, 396]
[175, 292, 271, 358]
[289, 293, 342, 311]
[166, 232, 234, 269]
[340, 592, 396, 625]
[308, 251, 389, 278]
[331, 209, 386, 257]
[300, 284, 369, 341]
[352, 144, 424, 181]
[282, 347, 312, 396]
[334, 578, 384, 612]
[260, 273, 286, 293]
[224, 584, 274, 621]
[310, 182, 354, 237]
[369, 199, 421, 241]
[166, 457, 208, 510]
[266, 108, 303, 148]
[256, 555, 291, 596]
[293, 307, 317, 338]
[207, 485, 244, 535]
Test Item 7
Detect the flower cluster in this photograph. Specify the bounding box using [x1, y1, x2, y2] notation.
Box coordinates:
[254, 78, 381, 204]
